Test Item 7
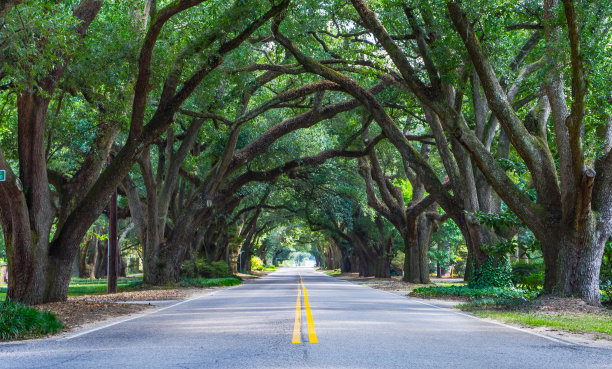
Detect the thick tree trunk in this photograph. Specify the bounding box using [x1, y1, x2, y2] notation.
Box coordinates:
[340, 247, 352, 273]
[403, 236, 419, 283]
[375, 238, 392, 278]
[4, 93, 54, 304]
[95, 241, 107, 279]
[541, 223, 606, 304]
[4, 228, 48, 305]
[78, 237, 97, 278]
[156, 242, 183, 284]
[417, 214, 433, 284]
[402, 214, 435, 283]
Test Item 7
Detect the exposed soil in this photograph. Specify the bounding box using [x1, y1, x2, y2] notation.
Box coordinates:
[529, 295, 611, 315]
[35, 301, 150, 329]
[33, 283, 252, 331]
[68, 288, 201, 303]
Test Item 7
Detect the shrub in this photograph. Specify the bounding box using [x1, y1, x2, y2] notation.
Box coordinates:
[512, 261, 544, 290]
[251, 256, 264, 271]
[0, 300, 63, 340]
[468, 257, 513, 289]
[210, 261, 231, 277]
[181, 259, 233, 278]
[411, 285, 537, 300]
[601, 241, 612, 302]
[180, 260, 198, 278]
[196, 260, 216, 278]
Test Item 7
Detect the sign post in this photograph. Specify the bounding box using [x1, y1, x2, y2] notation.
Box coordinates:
[0, 170, 5, 182]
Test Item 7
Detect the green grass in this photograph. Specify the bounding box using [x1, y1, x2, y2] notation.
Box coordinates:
[0, 299, 64, 341]
[411, 285, 538, 300]
[0, 278, 143, 301]
[66, 280, 143, 296]
[472, 311, 612, 336]
[0, 275, 243, 301]
[178, 276, 242, 288]
[324, 269, 341, 276]
[434, 282, 467, 287]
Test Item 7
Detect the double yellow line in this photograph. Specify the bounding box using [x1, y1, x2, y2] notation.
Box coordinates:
[292, 275, 318, 343]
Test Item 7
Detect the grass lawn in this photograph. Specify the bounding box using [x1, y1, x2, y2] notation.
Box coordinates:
[472, 310, 612, 336]
[66, 278, 143, 296]
[0, 277, 143, 301]
[322, 269, 342, 276]
[0, 275, 243, 301]
[179, 276, 242, 288]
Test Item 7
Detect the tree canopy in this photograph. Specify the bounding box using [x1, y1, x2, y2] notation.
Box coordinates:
[0, 0, 611, 305]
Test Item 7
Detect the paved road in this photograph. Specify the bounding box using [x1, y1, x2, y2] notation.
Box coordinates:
[1, 268, 611, 368]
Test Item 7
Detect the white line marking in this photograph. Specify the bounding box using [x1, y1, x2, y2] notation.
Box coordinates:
[325, 274, 574, 346]
[63, 295, 204, 340]
[63, 283, 246, 341]
[408, 298, 573, 345]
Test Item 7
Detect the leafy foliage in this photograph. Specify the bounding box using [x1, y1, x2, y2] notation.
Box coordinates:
[512, 261, 545, 291]
[412, 285, 537, 300]
[0, 300, 63, 341]
[468, 257, 513, 289]
[250, 256, 264, 270]
[601, 241, 612, 302]
[180, 259, 232, 279]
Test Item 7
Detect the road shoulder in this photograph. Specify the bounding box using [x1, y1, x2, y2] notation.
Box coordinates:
[328, 273, 612, 350]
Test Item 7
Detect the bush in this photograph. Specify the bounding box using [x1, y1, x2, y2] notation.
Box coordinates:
[181, 259, 232, 278]
[411, 285, 537, 300]
[0, 300, 64, 340]
[251, 256, 264, 271]
[210, 261, 232, 277]
[468, 257, 513, 289]
[601, 241, 612, 302]
[512, 261, 544, 290]
[180, 260, 198, 278]
[197, 260, 217, 278]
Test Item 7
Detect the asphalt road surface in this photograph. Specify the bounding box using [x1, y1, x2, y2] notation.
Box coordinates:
[1, 268, 611, 368]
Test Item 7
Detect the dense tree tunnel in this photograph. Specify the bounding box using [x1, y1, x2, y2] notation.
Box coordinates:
[0, 0, 611, 307]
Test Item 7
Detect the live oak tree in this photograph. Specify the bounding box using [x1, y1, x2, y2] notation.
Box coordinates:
[0, 0, 610, 305]
[271, 6, 498, 284]
[0, 0, 290, 303]
[358, 139, 447, 283]
[346, 0, 612, 303]
[447, 0, 612, 303]
[123, 65, 389, 281]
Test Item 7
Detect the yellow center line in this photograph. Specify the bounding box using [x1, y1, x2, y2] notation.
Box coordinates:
[300, 279, 318, 343]
[292, 286, 302, 343]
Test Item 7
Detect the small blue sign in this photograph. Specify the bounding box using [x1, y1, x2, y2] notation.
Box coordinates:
[0, 170, 5, 182]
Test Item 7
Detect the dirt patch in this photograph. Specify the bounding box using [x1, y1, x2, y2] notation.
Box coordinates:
[33, 287, 220, 331]
[35, 301, 149, 330]
[530, 295, 611, 315]
[68, 288, 200, 303]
